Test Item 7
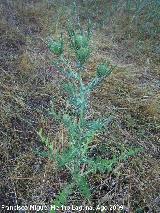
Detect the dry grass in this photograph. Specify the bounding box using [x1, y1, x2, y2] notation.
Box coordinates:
[0, 0, 159, 212]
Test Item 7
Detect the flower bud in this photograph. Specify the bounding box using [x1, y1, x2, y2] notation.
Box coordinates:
[74, 34, 88, 49]
[76, 47, 90, 64]
[96, 63, 111, 78]
[48, 41, 63, 56]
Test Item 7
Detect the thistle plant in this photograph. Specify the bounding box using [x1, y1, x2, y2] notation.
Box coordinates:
[37, 22, 142, 212]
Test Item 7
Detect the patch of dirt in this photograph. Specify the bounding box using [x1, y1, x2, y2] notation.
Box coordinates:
[0, 1, 159, 212]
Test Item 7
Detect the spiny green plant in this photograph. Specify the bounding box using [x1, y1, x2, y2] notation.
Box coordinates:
[36, 21, 143, 212]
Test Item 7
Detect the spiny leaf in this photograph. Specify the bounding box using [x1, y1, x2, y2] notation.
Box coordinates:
[49, 100, 62, 121]
[74, 175, 91, 199]
[51, 184, 73, 213]
[37, 128, 49, 146]
[88, 157, 117, 174]
[87, 77, 100, 92]
[82, 116, 113, 138]
[63, 82, 77, 96]
[56, 147, 77, 168]
[51, 62, 78, 80]
[33, 148, 49, 158]
[119, 147, 143, 161]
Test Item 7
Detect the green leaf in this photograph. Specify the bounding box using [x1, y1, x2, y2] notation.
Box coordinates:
[51, 184, 73, 213]
[49, 108, 61, 121]
[37, 128, 43, 139]
[67, 25, 75, 38]
[63, 82, 77, 96]
[62, 113, 71, 126]
[74, 175, 91, 199]
[51, 61, 79, 80]
[56, 147, 77, 168]
[37, 128, 49, 145]
[119, 147, 143, 161]
[87, 77, 100, 92]
[61, 113, 80, 142]
[49, 100, 62, 121]
[82, 116, 113, 141]
[69, 96, 86, 111]
[37, 129, 54, 160]
[87, 65, 116, 93]
[136, 208, 144, 213]
[88, 158, 117, 174]
[33, 148, 49, 158]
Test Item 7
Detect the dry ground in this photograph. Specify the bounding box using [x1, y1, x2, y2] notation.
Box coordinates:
[0, 1, 159, 212]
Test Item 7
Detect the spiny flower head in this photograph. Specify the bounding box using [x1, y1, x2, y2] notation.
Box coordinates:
[48, 40, 63, 56]
[96, 63, 111, 78]
[74, 34, 88, 49]
[76, 47, 90, 65]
